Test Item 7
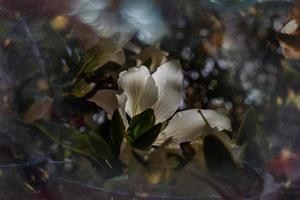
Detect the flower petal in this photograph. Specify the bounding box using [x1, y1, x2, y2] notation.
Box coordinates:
[152, 60, 183, 123]
[281, 19, 299, 35]
[89, 89, 119, 118]
[154, 109, 232, 145]
[140, 75, 158, 113]
[116, 93, 129, 128]
[202, 109, 232, 132]
[118, 66, 157, 117]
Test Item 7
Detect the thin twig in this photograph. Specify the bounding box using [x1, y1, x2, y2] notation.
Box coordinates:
[18, 17, 48, 78]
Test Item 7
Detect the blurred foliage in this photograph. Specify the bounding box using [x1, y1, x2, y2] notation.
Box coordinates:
[0, 0, 300, 199]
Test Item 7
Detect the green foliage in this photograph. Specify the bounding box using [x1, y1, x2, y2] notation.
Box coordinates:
[236, 107, 258, 145]
[81, 40, 119, 74]
[126, 109, 155, 144]
[110, 110, 126, 157]
[237, 107, 269, 168]
[86, 132, 112, 161]
[203, 135, 263, 198]
[70, 78, 95, 98]
[131, 123, 162, 150]
[204, 135, 238, 179]
[124, 109, 162, 150]
[35, 120, 112, 163]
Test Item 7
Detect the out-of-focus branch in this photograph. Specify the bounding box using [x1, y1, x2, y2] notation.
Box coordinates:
[18, 17, 48, 78]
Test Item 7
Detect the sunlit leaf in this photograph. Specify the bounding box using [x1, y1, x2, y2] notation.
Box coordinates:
[81, 36, 125, 74]
[132, 123, 162, 150]
[110, 49, 126, 66]
[126, 108, 155, 144]
[132, 44, 169, 70]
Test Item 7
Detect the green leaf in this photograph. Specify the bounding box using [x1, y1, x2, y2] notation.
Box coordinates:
[36, 120, 111, 162]
[81, 41, 119, 74]
[240, 134, 269, 169]
[126, 109, 155, 144]
[203, 135, 238, 179]
[132, 123, 162, 150]
[237, 107, 269, 168]
[204, 135, 264, 197]
[86, 132, 112, 161]
[236, 107, 258, 145]
[110, 110, 126, 157]
[70, 79, 96, 98]
[36, 120, 91, 154]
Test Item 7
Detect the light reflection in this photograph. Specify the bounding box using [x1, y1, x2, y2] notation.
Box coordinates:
[121, 0, 167, 44]
[69, 0, 167, 44]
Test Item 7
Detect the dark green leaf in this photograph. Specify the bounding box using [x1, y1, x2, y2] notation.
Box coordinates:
[87, 132, 112, 161]
[36, 120, 111, 162]
[126, 109, 155, 144]
[236, 107, 258, 145]
[132, 123, 162, 150]
[203, 135, 238, 179]
[204, 135, 264, 197]
[36, 120, 91, 155]
[110, 110, 126, 157]
[240, 134, 269, 169]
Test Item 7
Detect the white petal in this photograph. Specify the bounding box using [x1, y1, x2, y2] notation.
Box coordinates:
[89, 89, 119, 118]
[201, 109, 232, 132]
[116, 93, 129, 128]
[140, 75, 158, 113]
[281, 20, 298, 34]
[118, 66, 157, 117]
[154, 109, 232, 145]
[152, 60, 183, 123]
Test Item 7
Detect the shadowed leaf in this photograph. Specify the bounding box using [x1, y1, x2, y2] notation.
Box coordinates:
[71, 79, 96, 98]
[236, 107, 258, 145]
[204, 135, 238, 179]
[36, 120, 111, 162]
[110, 110, 126, 157]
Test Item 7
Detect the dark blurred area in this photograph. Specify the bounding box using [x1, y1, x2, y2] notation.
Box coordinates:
[1, 0, 300, 199]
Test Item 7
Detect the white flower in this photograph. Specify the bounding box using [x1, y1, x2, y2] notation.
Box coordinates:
[90, 61, 232, 145]
[278, 19, 300, 60]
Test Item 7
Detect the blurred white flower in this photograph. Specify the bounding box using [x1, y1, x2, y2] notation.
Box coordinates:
[278, 19, 300, 60]
[70, 0, 167, 45]
[90, 61, 232, 145]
